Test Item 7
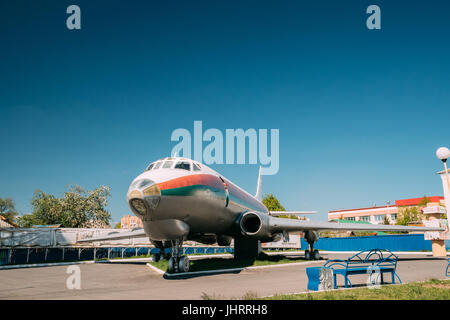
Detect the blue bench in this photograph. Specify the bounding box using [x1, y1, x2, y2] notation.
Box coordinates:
[306, 267, 334, 291]
[323, 249, 402, 289]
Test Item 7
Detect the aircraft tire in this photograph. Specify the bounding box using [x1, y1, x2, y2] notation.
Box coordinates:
[178, 256, 190, 273]
[304, 250, 311, 260]
[168, 257, 176, 273]
[153, 253, 161, 262]
[313, 249, 320, 260]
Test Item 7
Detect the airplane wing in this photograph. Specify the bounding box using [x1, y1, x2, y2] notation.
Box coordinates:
[269, 211, 318, 216]
[268, 216, 446, 233]
[77, 228, 147, 242]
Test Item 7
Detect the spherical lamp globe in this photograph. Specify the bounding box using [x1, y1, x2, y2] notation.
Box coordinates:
[436, 147, 450, 161]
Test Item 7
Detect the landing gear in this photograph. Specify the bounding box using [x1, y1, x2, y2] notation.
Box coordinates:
[313, 249, 320, 260]
[304, 250, 311, 260]
[152, 250, 171, 261]
[305, 248, 321, 260]
[168, 256, 176, 273]
[151, 240, 171, 261]
[178, 256, 190, 273]
[167, 239, 190, 273]
[163, 252, 172, 260]
[152, 253, 161, 262]
[304, 231, 321, 260]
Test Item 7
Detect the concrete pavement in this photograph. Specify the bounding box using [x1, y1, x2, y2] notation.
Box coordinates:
[0, 252, 448, 299]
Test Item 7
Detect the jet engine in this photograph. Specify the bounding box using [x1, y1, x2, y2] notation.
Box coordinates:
[238, 211, 275, 242]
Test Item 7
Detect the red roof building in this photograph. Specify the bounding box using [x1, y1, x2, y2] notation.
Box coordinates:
[328, 196, 444, 225]
[395, 196, 444, 206]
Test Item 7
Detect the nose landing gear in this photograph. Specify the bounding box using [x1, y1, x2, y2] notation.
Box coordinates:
[167, 239, 190, 273]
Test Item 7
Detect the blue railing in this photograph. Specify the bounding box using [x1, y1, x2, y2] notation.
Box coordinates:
[0, 249, 9, 265]
[1, 234, 447, 266]
[301, 234, 436, 252]
[0, 246, 234, 266]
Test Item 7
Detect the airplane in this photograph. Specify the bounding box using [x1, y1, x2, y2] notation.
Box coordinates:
[79, 156, 446, 273]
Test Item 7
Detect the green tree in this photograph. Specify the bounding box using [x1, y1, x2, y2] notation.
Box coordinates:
[16, 214, 39, 228]
[31, 191, 63, 225]
[114, 222, 121, 229]
[261, 194, 299, 219]
[59, 185, 111, 228]
[17, 185, 112, 228]
[0, 197, 18, 223]
[396, 206, 421, 226]
[262, 193, 286, 211]
[396, 196, 430, 226]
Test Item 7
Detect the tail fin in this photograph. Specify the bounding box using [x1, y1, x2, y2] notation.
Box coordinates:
[255, 166, 263, 201]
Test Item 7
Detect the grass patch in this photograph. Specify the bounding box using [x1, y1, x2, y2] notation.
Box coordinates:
[96, 254, 152, 261]
[149, 252, 308, 273]
[265, 279, 450, 300]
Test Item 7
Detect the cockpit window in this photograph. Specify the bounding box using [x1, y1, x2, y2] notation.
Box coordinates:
[162, 161, 173, 169]
[129, 178, 154, 190]
[153, 162, 162, 169]
[138, 179, 153, 189]
[193, 163, 201, 171]
[145, 163, 155, 171]
[174, 161, 191, 171]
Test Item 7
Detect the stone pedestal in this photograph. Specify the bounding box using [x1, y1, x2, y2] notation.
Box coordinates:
[422, 206, 449, 257]
[431, 240, 447, 257]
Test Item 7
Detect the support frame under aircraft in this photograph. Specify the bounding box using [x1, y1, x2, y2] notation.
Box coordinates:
[79, 157, 446, 273]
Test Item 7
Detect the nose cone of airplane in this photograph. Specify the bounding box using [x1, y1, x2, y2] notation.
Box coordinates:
[127, 177, 161, 217]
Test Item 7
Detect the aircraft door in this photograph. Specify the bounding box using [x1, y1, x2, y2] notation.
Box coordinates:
[219, 176, 229, 207]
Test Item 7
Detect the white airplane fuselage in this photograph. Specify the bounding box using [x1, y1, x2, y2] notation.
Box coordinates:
[127, 157, 268, 244]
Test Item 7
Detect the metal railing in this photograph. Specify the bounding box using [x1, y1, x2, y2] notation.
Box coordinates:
[0, 246, 235, 266]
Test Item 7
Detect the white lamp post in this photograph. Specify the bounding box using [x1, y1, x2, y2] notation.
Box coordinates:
[436, 147, 450, 230]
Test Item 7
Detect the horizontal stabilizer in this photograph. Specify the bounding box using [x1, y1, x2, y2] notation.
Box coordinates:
[269, 211, 318, 216]
[77, 228, 147, 242]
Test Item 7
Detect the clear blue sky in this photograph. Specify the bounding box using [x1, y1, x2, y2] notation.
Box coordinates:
[1, 0, 449, 225]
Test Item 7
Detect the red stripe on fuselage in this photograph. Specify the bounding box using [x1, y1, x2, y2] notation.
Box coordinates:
[157, 174, 267, 213]
[157, 174, 224, 191]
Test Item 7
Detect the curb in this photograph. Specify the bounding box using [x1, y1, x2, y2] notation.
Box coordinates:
[0, 260, 96, 270]
[146, 259, 324, 278]
[146, 263, 165, 275]
[96, 257, 153, 263]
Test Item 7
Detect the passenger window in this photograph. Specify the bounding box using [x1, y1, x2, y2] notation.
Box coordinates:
[175, 161, 191, 171]
[154, 162, 162, 169]
[162, 161, 173, 168]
